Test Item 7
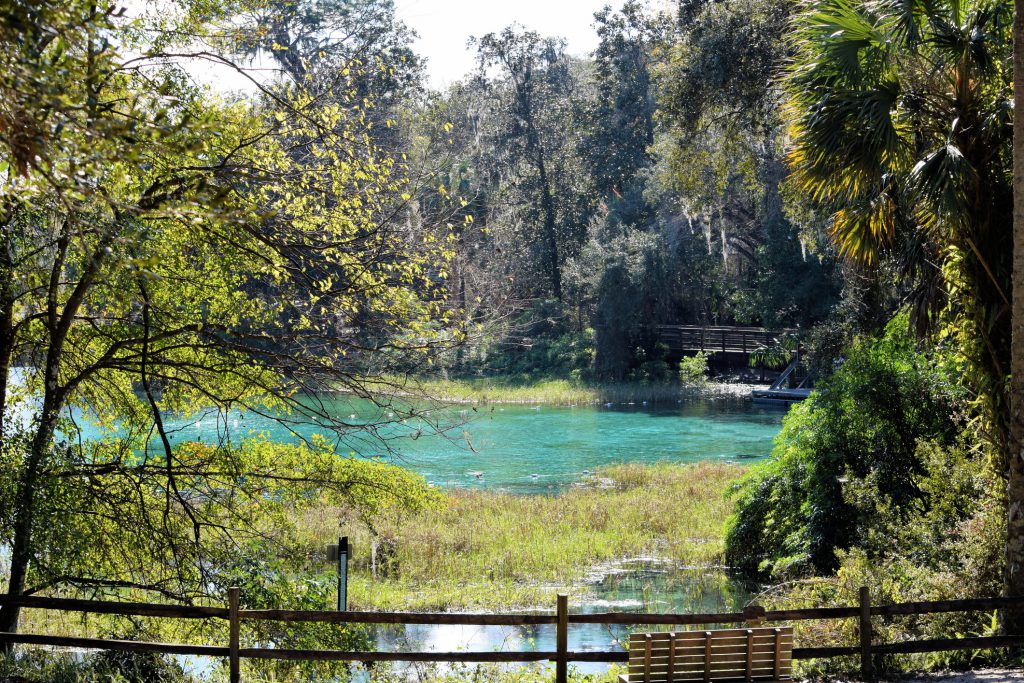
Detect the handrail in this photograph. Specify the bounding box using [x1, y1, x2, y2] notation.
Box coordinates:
[0, 590, 1022, 683]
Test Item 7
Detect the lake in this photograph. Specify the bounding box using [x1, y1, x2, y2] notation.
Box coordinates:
[161, 395, 785, 494]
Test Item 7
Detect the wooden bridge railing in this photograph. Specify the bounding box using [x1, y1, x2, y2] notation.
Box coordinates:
[655, 325, 799, 355]
[0, 589, 1023, 682]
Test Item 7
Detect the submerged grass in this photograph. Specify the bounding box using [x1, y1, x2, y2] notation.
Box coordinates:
[304, 461, 745, 611]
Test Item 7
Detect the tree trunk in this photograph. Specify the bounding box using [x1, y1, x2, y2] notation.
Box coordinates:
[0, 398, 59, 640]
[536, 149, 561, 300]
[1006, 0, 1024, 633]
[0, 293, 13, 443]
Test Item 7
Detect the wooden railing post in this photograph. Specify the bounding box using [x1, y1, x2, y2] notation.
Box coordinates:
[556, 594, 568, 683]
[229, 587, 240, 683]
[859, 586, 874, 682]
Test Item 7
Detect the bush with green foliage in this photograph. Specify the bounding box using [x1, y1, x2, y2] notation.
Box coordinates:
[725, 317, 967, 578]
[678, 351, 712, 386]
[763, 437, 1005, 675]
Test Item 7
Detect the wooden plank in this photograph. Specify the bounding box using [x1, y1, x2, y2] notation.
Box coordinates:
[874, 597, 1024, 617]
[567, 650, 629, 662]
[667, 632, 677, 683]
[628, 669, 791, 679]
[773, 629, 782, 679]
[632, 653, 791, 667]
[761, 606, 859, 621]
[745, 630, 753, 682]
[0, 632, 228, 657]
[556, 595, 568, 683]
[242, 609, 556, 625]
[629, 658, 792, 671]
[632, 654, 790, 668]
[630, 655, 790, 671]
[646, 634, 653, 681]
[229, 588, 240, 683]
[703, 632, 712, 683]
[859, 586, 873, 682]
[0, 595, 228, 619]
[629, 641, 793, 653]
[239, 648, 560, 662]
[627, 670, 791, 679]
[792, 645, 858, 659]
[629, 627, 792, 642]
[622, 672, 789, 683]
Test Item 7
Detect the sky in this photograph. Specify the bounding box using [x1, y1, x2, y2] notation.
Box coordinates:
[143, 0, 668, 94]
[392, 0, 616, 88]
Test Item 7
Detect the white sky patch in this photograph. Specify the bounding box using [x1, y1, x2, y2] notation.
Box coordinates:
[121, 0, 673, 94]
[393, 0, 615, 89]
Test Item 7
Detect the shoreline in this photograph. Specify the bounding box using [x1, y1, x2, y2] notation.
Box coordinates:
[368, 376, 774, 406]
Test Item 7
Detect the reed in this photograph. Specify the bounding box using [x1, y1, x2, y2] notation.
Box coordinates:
[363, 376, 755, 406]
[302, 461, 745, 611]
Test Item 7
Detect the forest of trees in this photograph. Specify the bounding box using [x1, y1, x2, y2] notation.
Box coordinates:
[409, 0, 843, 382]
[218, 0, 844, 384]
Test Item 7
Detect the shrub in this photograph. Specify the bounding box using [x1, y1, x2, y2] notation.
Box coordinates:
[724, 316, 967, 578]
[678, 351, 712, 386]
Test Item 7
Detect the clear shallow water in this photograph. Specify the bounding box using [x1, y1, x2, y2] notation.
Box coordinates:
[367, 561, 751, 679]
[181, 563, 751, 680]
[154, 396, 784, 494]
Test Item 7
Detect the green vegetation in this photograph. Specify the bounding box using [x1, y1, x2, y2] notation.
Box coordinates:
[785, 0, 1013, 473]
[0, 462, 739, 682]
[727, 320, 1006, 673]
[726, 318, 969, 577]
[405, 374, 745, 405]
[678, 352, 712, 387]
[313, 462, 741, 611]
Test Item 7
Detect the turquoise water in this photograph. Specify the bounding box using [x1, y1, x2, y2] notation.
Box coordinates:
[158, 396, 784, 494]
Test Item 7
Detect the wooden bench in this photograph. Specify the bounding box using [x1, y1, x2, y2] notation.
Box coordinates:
[618, 627, 793, 682]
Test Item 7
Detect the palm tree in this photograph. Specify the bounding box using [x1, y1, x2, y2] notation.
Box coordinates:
[785, 0, 1018, 611]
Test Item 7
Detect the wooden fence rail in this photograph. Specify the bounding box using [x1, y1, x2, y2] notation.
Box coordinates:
[0, 589, 1022, 682]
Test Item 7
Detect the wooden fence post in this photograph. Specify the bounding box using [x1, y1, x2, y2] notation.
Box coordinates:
[859, 586, 874, 682]
[229, 587, 240, 683]
[556, 594, 568, 683]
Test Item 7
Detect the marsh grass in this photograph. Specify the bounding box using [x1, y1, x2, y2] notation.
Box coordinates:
[303, 462, 745, 611]
[364, 376, 756, 406]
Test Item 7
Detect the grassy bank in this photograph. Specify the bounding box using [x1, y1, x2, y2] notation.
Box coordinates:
[302, 461, 745, 611]
[379, 376, 757, 406]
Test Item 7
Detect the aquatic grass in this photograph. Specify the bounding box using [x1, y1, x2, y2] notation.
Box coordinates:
[305, 462, 745, 611]
[363, 376, 757, 406]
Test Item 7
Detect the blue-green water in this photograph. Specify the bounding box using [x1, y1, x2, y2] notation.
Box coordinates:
[159, 396, 784, 494]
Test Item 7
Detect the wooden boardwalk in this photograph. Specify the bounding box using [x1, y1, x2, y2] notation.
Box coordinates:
[655, 325, 798, 355]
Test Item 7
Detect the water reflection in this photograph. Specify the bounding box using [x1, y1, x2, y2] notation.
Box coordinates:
[372, 561, 752, 679]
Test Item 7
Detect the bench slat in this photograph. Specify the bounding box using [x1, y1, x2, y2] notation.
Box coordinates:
[624, 627, 793, 683]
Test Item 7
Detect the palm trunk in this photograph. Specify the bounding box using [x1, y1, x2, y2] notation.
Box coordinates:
[1006, 0, 1024, 633]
